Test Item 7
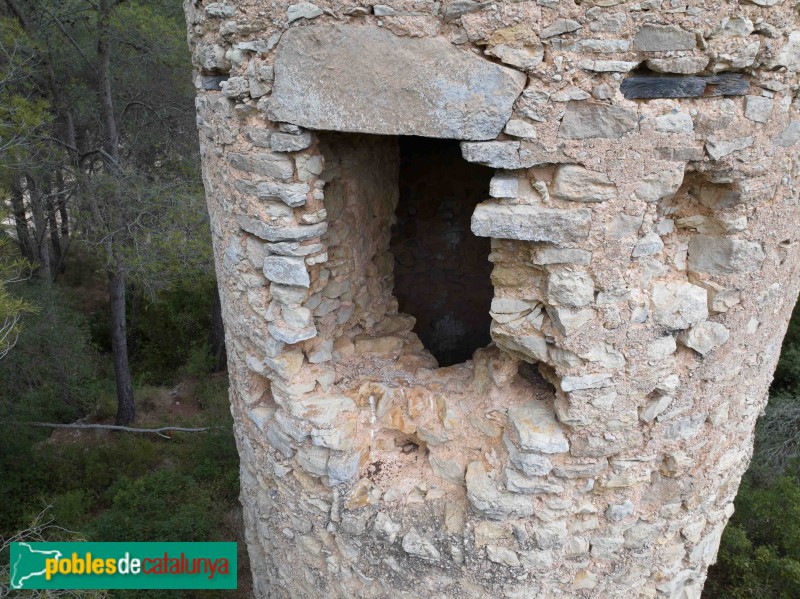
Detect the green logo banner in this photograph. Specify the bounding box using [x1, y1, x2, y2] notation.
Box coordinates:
[10, 542, 237, 589]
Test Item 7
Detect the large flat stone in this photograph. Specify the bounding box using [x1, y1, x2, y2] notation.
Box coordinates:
[687, 235, 765, 276]
[507, 401, 569, 454]
[237, 214, 327, 242]
[558, 101, 638, 140]
[471, 201, 591, 244]
[268, 25, 526, 140]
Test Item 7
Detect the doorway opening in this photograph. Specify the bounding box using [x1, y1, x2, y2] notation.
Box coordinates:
[389, 137, 494, 366]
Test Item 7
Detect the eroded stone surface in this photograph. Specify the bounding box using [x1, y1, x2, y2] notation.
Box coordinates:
[268, 25, 526, 140]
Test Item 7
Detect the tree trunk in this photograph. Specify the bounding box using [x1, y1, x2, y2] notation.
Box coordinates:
[108, 265, 135, 426]
[9, 181, 36, 262]
[97, 0, 119, 164]
[46, 193, 62, 279]
[210, 284, 227, 372]
[26, 175, 51, 284]
[55, 168, 69, 274]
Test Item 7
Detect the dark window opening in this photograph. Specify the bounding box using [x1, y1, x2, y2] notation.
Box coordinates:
[390, 137, 494, 367]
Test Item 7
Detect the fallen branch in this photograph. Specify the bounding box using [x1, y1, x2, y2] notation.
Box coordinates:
[27, 422, 215, 439]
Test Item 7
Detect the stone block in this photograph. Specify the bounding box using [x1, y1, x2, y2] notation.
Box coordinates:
[471, 201, 591, 244]
[678, 321, 730, 355]
[263, 255, 310, 287]
[634, 25, 696, 51]
[269, 25, 525, 140]
[551, 165, 617, 203]
[507, 401, 569, 454]
[558, 101, 638, 139]
[687, 235, 765, 276]
[651, 282, 708, 330]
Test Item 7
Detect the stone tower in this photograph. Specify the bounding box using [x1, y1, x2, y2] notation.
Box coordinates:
[184, 0, 800, 596]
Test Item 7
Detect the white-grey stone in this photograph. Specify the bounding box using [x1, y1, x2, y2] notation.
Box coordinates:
[706, 136, 754, 160]
[327, 450, 360, 485]
[773, 32, 800, 71]
[551, 165, 617, 203]
[654, 112, 693, 134]
[744, 96, 772, 124]
[271, 131, 313, 152]
[577, 59, 639, 72]
[264, 255, 310, 287]
[540, 19, 582, 39]
[430, 453, 466, 483]
[632, 166, 684, 203]
[228, 152, 294, 181]
[646, 57, 709, 74]
[507, 401, 569, 454]
[551, 87, 591, 102]
[639, 395, 673, 423]
[717, 17, 754, 38]
[558, 101, 638, 140]
[567, 39, 631, 53]
[634, 24, 696, 51]
[687, 235, 765, 276]
[205, 3, 236, 18]
[678, 321, 730, 356]
[288, 394, 356, 427]
[583, 342, 626, 369]
[605, 500, 634, 522]
[547, 270, 595, 308]
[269, 25, 526, 140]
[489, 173, 521, 198]
[270, 284, 308, 307]
[503, 433, 553, 476]
[471, 201, 591, 244]
[531, 248, 592, 265]
[485, 44, 544, 70]
[492, 326, 549, 362]
[486, 545, 520, 567]
[560, 373, 612, 392]
[237, 215, 327, 242]
[647, 336, 677, 363]
[220, 76, 249, 99]
[287, 2, 323, 22]
[547, 306, 594, 335]
[534, 521, 568, 550]
[373, 512, 401, 543]
[491, 297, 535, 314]
[651, 282, 708, 330]
[461, 141, 523, 168]
[234, 180, 309, 207]
[504, 468, 564, 494]
[466, 461, 535, 520]
[503, 119, 537, 140]
[775, 121, 800, 147]
[632, 233, 664, 257]
[296, 445, 329, 476]
[267, 424, 294, 458]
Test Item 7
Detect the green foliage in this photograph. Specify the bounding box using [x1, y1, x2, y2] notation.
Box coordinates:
[0, 284, 106, 422]
[130, 276, 218, 384]
[706, 477, 800, 598]
[0, 16, 53, 169]
[0, 232, 37, 360]
[90, 470, 213, 542]
[773, 301, 800, 395]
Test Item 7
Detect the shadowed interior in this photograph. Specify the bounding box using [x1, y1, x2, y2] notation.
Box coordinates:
[390, 137, 494, 366]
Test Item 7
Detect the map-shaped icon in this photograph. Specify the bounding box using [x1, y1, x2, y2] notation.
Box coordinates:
[10, 543, 62, 589]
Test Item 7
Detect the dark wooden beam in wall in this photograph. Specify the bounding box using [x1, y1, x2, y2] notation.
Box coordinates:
[620, 73, 750, 100]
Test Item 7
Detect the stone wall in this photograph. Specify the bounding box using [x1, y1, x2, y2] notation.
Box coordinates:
[184, 0, 800, 596]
